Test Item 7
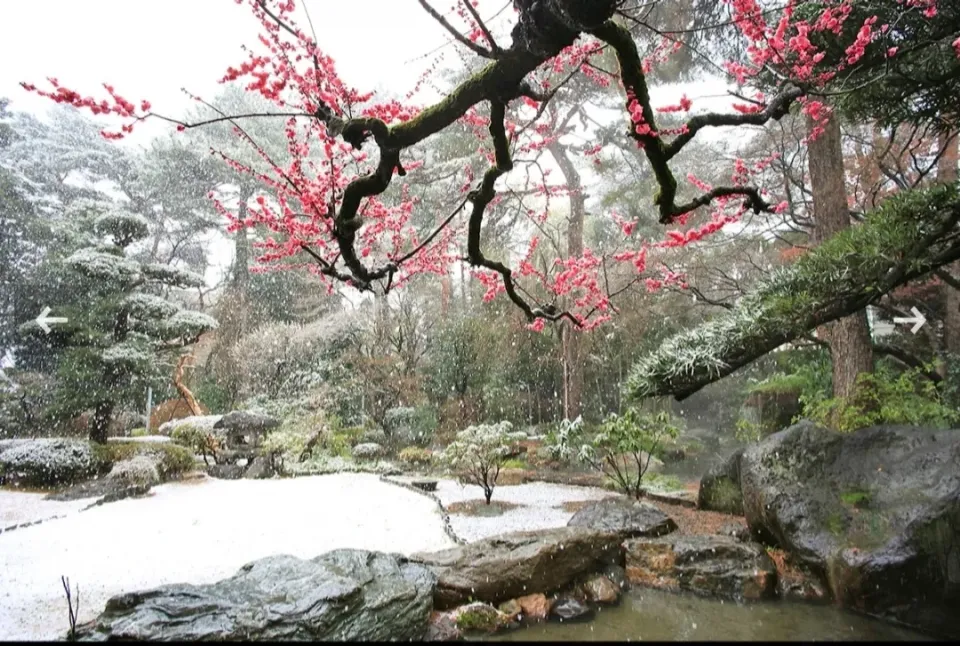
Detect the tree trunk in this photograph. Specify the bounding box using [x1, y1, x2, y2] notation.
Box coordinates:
[807, 109, 874, 400]
[90, 400, 114, 444]
[174, 353, 203, 416]
[549, 142, 586, 420]
[939, 131, 960, 356]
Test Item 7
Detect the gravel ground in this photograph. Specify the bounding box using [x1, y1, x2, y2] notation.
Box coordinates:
[0, 473, 455, 641]
[0, 489, 97, 529]
[434, 479, 618, 542]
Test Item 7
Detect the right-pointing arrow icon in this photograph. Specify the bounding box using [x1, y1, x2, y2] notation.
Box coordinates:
[35, 306, 69, 334]
[892, 306, 927, 334]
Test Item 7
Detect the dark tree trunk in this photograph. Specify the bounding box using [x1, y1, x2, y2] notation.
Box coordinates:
[90, 400, 114, 444]
[807, 109, 874, 400]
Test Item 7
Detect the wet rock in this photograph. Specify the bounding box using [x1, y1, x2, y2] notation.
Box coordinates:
[739, 421, 960, 638]
[581, 574, 620, 604]
[625, 534, 777, 601]
[0, 438, 107, 488]
[517, 593, 551, 621]
[76, 549, 436, 641]
[698, 448, 744, 515]
[550, 597, 594, 622]
[206, 464, 246, 480]
[412, 479, 438, 492]
[242, 455, 274, 479]
[601, 564, 628, 590]
[567, 497, 677, 538]
[498, 599, 522, 620]
[410, 527, 623, 609]
[424, 611, 461, 642]
[718, 521, 751, 543]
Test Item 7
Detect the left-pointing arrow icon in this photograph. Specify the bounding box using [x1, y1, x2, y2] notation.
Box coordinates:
[35, 306, 69, 334]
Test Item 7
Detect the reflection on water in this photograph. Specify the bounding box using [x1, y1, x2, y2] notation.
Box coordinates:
[484, 588, 931, 642]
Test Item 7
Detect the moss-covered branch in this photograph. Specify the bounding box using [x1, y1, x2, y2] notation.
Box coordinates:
[627, 183, 960, 401]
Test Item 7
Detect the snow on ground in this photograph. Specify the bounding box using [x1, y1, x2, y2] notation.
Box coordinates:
[434, 479, 617, 542]
[0, 489, 97, 529]
[0, 473, 456, 641]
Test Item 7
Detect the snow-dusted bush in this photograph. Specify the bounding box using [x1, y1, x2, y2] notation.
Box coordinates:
[124, 293, 180, 319]
[0, 438, 107, 487]
[107, 455, 160, 487]
[94, 210, 149, 245]
[352, 442, 385, 460]
[439, 421, 513, 504]
[159, 415, 222, 436]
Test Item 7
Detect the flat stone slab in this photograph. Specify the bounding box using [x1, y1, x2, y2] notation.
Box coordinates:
[410, 527, 622, 609]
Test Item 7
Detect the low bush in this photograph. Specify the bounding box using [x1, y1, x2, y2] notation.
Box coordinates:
[397, 446, 433, 466]
[96, 442, 196, 481]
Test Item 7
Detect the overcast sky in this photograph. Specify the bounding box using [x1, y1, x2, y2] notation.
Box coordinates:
[0, 0, 459, 137]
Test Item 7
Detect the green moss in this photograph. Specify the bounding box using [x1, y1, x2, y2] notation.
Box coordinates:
[840, 490, 871, 508]
[501, 458, 527, 470]
[703, 478, 743, 515]
[454, 605, 501, 632]
[826, 512, 846, 537]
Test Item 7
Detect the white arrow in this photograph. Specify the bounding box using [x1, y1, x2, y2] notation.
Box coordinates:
[35, 306, 69, 334]
[892, 306, 927, 334]
[0, 368, 16, 391]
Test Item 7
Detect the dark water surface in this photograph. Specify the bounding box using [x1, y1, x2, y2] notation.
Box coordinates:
[484, 588, 932, 642]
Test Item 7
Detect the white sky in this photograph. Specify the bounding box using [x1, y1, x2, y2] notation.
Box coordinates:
[0, 0, 456, 128]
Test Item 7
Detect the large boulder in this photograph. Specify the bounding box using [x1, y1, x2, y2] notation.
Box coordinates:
[567, 498, 677, 539]
[0, 438, 107, 487]
[410, 527, 622, 609]
[625, 534, 777, 601]
[76, 550, 436, 641]
[698, 448, 744, 515]
[739, 421, 960, 638]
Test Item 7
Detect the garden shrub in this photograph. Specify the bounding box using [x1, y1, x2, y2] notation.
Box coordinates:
[170, 423, 221, 464]
[550, 409, 682, 499]
[803, 364, 959, 432]
[96, 442, 196, 481]
[397, 446, 433, 466]
[439, 421, 513, 504]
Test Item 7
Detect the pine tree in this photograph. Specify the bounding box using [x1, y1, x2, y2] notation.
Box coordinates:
[20, 200, 218, 442]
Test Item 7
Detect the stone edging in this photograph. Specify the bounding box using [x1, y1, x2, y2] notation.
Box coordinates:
[0, 513, 68, 535]
[378, 474, 466, 545]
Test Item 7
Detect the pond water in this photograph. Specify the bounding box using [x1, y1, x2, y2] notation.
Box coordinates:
[483, 589, 931, 642]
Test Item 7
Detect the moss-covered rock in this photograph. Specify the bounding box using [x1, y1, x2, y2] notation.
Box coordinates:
[698, 449, 745, 515]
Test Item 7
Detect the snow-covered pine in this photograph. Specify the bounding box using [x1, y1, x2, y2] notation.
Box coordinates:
[163, 310, 218, 339]
[94, 209, 150, 246]
[141, 263, 205, 289]
[100, 342, 154, 368]
[124, 293, 181, 320]
[64, 247, 141, 283]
